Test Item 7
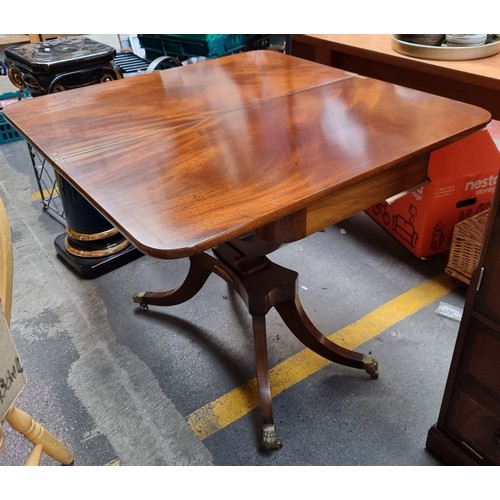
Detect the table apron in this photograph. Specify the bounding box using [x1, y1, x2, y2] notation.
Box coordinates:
[256, 153, 430, 244]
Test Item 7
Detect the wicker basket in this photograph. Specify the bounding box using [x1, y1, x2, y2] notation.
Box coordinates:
[445, 209, 490, 284]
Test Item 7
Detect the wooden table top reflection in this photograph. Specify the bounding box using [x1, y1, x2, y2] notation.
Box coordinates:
[4, 50, 491, 450]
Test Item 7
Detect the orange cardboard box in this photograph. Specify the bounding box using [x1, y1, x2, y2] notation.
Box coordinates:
[366, 129, 500, 258]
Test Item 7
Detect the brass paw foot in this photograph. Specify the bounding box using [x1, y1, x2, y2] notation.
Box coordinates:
[262, 424, 283, 450]
[362, 355, 379, 379]
[133, 292, 149, 312]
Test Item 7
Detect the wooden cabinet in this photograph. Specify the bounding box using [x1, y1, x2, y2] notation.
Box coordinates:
[427, 179, 500, 465]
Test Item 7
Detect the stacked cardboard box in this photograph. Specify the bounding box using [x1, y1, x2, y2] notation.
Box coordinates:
[366, 128, 500, 258]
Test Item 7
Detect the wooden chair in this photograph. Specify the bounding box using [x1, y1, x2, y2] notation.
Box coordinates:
[0, 197, 73, 465]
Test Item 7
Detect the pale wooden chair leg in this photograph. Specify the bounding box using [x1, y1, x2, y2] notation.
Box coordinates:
[5, 406, 74, 465]
[0, 423, 5, 454]
[24, 443, 44, 466]
[2, 199, 73, 466]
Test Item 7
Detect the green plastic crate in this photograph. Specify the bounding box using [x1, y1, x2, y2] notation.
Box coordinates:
[0, 91, 25, 145]
[138, 34, 273, 63]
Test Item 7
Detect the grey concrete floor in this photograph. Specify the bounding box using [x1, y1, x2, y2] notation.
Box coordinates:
[0, 138, 476, 467]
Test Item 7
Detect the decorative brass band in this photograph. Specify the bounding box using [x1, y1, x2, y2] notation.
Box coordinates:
[64, 236, 130, 258]
[66, 226, 120, 242]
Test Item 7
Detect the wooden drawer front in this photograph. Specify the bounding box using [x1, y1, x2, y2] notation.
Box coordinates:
[465, 321, 500, 392]
[447, 391, 500, 464]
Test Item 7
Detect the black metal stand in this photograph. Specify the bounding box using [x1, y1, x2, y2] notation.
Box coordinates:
[6, 37, 144, 278]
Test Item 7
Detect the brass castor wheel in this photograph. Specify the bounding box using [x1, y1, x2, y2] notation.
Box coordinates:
[133, 292, 149, 312]
[262, 424, 283, 450]
[363, 355, 379, 379]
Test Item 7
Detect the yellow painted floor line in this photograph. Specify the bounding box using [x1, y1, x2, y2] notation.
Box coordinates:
[31, 188, 59, 202]
[187, 272, 460, 440]
[104, 458, 121, 466]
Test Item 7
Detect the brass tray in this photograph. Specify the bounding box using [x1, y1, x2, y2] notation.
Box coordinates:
[391, 35, 500, 61]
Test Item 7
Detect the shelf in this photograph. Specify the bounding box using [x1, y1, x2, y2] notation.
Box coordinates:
[0, 35, 41, 47]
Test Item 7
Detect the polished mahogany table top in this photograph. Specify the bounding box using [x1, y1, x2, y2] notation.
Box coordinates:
[4, 50, 491, 259]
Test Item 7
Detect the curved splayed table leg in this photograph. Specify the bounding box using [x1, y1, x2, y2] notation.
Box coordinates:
[275, 298, 379, 379]
[133, 235, 378, 450]
[133, 252, 215, 310]
[253, 315, 283, 450]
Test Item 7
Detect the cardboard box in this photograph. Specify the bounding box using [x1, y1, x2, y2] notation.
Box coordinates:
[486, 119, 500, 140]
[366, 129, 500, 258]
